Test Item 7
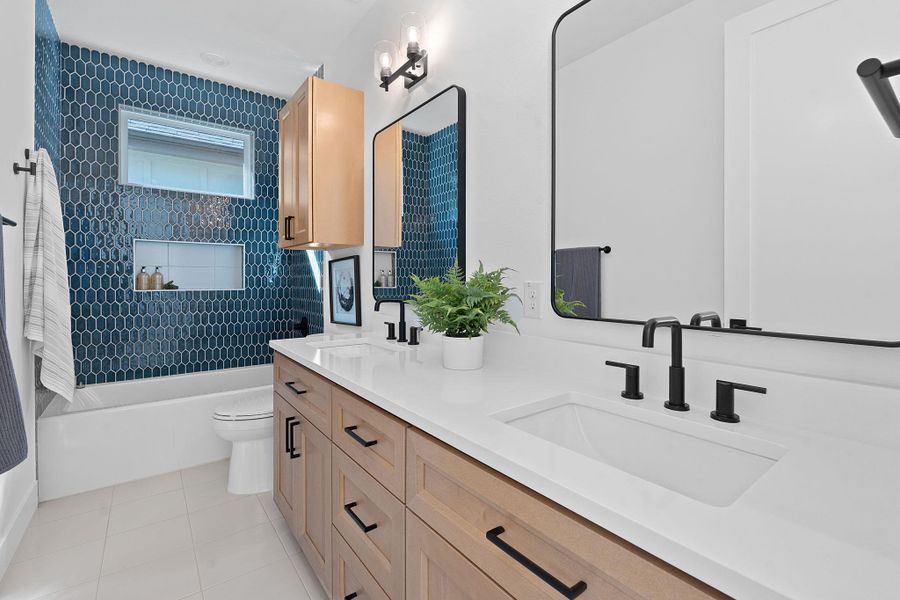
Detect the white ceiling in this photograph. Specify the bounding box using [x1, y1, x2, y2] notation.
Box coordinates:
[47, 0, 378, 98]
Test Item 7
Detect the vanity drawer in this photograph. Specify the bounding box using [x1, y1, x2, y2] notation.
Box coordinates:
[333, 527, 391, 600]
[407, 510, 514, 600]
[333, 446, 405, 600]
[332, 387, 407, 499]
[406, 429, 729, 600]
[274, 353, 332, 435]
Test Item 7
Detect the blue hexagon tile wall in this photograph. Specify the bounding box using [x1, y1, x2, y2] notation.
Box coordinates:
[51, 42, 323, 384]
[375, 123, 458, 299]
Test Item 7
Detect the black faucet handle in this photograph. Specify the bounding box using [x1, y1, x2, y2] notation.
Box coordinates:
[384, 321, 397, 341]
[711, 380, 766, 423]
[408, 326, 423, 346]
[605, 361, 643, 400]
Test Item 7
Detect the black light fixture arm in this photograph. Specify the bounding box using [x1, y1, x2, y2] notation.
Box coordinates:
[380, 50, 428, 91]
[858, 57, 900, 138]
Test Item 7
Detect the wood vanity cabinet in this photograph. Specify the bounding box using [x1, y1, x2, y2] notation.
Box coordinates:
[272, 353, 731, 600]
[278, 76, 363, 250]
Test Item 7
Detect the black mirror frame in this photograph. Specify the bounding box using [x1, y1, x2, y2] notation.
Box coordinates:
[550, 0, 900, 347]
[371, 85, 467, 303]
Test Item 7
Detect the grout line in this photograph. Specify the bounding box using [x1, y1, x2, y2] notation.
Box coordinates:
[184, 488, 205, 600]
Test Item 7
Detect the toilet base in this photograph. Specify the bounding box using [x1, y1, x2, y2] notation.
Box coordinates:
[226, 438, 273, 495]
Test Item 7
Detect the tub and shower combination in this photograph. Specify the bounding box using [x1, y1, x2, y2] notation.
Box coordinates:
[37, 365, 273, 500]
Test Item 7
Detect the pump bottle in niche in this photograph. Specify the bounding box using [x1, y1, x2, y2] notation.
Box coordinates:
[135, 266, 149, 291]
[150, 266, 164, 290]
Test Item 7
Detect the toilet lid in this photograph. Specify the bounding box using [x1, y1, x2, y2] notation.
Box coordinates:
[214, 391, 273, 421]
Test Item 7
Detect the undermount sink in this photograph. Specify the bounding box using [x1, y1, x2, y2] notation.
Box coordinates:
[307, 337, 408, 358]
[493, 393, 786, 507]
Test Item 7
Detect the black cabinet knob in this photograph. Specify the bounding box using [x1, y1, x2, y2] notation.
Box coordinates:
[605, 361, 643, 400]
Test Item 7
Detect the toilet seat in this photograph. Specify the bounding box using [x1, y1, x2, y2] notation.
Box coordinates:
[213, 392, 273, 422]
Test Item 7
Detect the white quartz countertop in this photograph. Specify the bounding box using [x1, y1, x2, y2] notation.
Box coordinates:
[270, 333, 900, 600]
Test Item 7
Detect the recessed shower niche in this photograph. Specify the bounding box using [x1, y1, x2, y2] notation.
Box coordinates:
[133, 239, 244, 291]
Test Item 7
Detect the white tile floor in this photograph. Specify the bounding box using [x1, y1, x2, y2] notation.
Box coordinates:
[0, 460, 328, 600]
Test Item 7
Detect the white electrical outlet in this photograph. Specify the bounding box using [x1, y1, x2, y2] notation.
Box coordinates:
[524, 281, 541, 318]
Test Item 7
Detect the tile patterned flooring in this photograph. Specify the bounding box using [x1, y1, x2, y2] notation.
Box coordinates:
[0, 460, 327, 600]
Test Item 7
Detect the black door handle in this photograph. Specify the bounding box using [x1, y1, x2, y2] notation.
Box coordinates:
[486, 526, 587, 599]
[284, 416, 297, 454]
[344, 502, 377, 533]
[344, 425, 377, 448]
[284, 216, 294, 240]
[344, 594, 358, 600]
[285, 381, 307, 395]
[288, 419, 301, 459]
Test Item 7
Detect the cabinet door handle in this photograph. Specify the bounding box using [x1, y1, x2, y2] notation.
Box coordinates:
[486, 526, 587, 599]
[284, 216, 295, 241]
[285, 381, 307, 396]
[344, 425, 377, 448]
[284, 416, 297, 454]
[344, 594, 358, 600]
[344, 502, 378, 533]
[288, 419, 301, 459]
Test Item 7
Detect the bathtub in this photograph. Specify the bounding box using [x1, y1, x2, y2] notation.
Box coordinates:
[37, 365, 273, 500]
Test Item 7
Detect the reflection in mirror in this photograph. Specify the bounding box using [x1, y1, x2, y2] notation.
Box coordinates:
[373, 86, 465, 300]
[553, 0, 900, 344]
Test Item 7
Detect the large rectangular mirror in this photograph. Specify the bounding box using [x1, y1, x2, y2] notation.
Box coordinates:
[553, 0, 900, 346]
[373, 86, 465, 300]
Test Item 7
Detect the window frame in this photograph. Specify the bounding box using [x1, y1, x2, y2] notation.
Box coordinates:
[118, 105, 256, 200]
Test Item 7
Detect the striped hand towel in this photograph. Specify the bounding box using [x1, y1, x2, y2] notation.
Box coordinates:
[0, 210, 27, 474]
[24, 149, 75, 402]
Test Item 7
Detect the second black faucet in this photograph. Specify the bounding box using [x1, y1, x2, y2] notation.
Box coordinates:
[642, 316, 689, 411]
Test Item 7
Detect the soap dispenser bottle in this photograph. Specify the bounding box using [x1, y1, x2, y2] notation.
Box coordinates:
[150, 266, 164, 290]
[135, 266, 149, 291]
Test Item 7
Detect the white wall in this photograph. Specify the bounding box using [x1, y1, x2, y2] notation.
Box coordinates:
[321, 0, 900, 391]
[556, 0, 770, 322]
[0, 0, 39, 577]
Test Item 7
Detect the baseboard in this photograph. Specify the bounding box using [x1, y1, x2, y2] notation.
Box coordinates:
[0, 481, 38, 579]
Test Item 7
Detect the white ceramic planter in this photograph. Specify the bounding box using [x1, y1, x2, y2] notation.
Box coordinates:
[442, 335, 484, 370]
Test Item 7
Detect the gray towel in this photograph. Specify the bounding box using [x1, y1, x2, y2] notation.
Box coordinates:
[0, 213, 27, 475]
[555, 247, 603, 319]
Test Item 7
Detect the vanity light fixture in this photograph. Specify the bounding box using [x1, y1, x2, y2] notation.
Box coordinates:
[373, 12, 428, 91]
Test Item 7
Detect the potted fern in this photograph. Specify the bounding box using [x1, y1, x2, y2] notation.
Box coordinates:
[409, 263, 519, 370]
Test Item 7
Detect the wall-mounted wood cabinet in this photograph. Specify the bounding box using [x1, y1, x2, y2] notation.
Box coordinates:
[374, 121, 403, 248]
[278, 76, 363, 250]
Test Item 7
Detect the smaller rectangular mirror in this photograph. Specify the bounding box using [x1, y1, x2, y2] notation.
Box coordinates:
[372, 86, 466, 300]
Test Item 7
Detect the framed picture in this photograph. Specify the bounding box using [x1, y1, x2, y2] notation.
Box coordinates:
[329, 256, 362, 326]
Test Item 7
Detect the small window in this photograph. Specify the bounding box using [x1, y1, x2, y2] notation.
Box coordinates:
[119, 106, 255, 199]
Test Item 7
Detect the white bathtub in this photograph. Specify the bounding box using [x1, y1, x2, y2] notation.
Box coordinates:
[37, 365, 273, 500]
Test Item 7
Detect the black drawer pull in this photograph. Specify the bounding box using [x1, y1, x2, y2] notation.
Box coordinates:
[284, 216, 294, 241]
[284, 416, 297, 454]
[285, 381, 307, 395]
[345, 594, 358, 600]
[344, 425, 377, 448]
[344, 502, 377, 533]
[486, 526, 587, 599]
[288, 419, 301, 459]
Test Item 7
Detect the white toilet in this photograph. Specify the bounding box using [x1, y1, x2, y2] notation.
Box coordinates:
[212, 389, 274, 495]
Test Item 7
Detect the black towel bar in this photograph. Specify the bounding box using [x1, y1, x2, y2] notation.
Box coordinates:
[858, 57, 900, 138]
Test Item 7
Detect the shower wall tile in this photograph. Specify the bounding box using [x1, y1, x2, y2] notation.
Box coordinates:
[57, 43, 323, 384]
[34, 0, 60, 170]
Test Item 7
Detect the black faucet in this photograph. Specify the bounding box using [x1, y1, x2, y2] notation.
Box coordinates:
[641, 316, 688, 411]
[375, 299, 407, 343]
[690, 311, 722, 328]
